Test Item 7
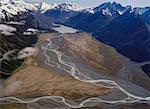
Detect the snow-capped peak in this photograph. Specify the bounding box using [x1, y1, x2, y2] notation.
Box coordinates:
[0, 0, 36, 20]
[0, 0, 36, 15]
[102, 8, 112, 16]
[36, 2, 57, 13]
[82, 8, 94, 14]
[54, 2, 82, 12]
[93, 1, 150, 16]
[0, 0, 11, 4]
[93, 1, 128, 16]
[134, 7, 150, 15]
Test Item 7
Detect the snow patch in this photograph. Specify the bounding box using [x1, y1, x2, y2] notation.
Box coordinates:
[0, 0, 36, 20]
[102, 8, 112, 16]
[36, 2, 57, 13]
[134, 7, 150, 15]
[55, 2, 82, 12]
[83, 8, 94, 14]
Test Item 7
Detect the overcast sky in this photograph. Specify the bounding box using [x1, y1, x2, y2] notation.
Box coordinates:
[24, 0, 150, 8]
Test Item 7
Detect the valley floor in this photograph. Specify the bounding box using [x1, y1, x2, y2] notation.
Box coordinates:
[0, 32, 150, 109]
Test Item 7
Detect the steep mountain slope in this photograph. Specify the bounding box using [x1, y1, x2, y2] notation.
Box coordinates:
[142, 64, 150, 77]
[65, 2, 128, 32]
[44, 2, 81, 23]
[0, 0, 54, 78]
[94, 12, 150, 62]
[0, 1, 150, 109]
[0, 0, 36, 21]
[93, 2, 125, 16]
[66, 11, 114, 32]
[65, 2, 150, 62]
[35, 2, 57, 13]
[141, 8, 150, 24]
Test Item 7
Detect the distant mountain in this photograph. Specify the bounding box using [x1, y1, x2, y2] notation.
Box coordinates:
[134, 7, 150, 15]
[0, 0, 36, 21]
[54, 2, 82, 12]
[65, 2, 150, 62]
[85, 2, 149, 16]
[93, 2, 125, 16]
[35, 2, 57, 13]
[44, 2, 82, 23]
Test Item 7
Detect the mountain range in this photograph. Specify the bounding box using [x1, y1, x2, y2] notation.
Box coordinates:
[0, 0, 150, 77]
[27, 1, 150, 62]
[0, 1, 150, 108]
[38, 2, 150, 63]
[64, 2, 150, 62]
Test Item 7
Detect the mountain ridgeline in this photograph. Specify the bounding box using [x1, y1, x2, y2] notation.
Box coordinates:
[0, 1, 150, 108]
[1, 1, 150, 63]
[0, 0, 150, 77]
[64, 2, 150, 62]
[42, 1, 150, 62]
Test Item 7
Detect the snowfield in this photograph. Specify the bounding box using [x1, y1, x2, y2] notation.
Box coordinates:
[36, 2, 57, 13]
[0, 0, 36, 20]
[54, 2, 83, 12]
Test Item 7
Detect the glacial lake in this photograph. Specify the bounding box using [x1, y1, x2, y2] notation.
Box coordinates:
[52, 23, 78, 34]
